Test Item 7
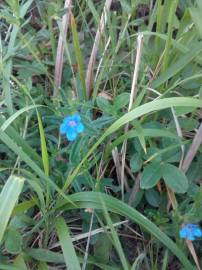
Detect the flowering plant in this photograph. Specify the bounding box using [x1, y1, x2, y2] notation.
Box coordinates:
[60, 113, 84, 141]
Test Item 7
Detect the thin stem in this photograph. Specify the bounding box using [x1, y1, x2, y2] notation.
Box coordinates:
[120, 34, 144, 200]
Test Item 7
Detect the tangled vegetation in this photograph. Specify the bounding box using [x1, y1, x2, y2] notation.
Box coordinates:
[0, 0, 202, 269]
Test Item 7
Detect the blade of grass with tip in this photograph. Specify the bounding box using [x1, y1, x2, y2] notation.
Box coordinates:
[0, 175, 25, 244]
[70, 13, 87, 100]
[55, 217, 81, 270]
[99, 194, 129, 270]
[1, 105, 43, 131]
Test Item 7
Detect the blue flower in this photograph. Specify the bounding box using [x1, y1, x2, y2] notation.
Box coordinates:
[179, 224, 202, 241]
[60, 113, 84, 141]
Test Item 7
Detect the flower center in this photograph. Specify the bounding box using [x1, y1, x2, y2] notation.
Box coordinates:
[68, 120, 77, 127]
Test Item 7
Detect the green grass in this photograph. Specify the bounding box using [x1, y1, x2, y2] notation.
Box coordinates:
[0, 0, 202, 269]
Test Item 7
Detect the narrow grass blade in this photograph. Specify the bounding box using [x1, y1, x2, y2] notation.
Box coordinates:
[99, 194, 129, 270]
[0, 175, 25, 244]
[12, 199, 36, 216]
[55, 217, 81, 270]
[13, 254, 27, 270]
[161, 0, 178, 72]
[134, 121, 147, 153]
[0, 265, 20, 270]
[105, 128, 180, 158]
[1, 105, 42, 131]
[20, 0, 33, 17]
[0, 115, 42, 166]
[38, 262, 48, 270]
[70, 13, 87, 100]
[53, 0, 72, 95]
[85, 0, 112, 97]
[26, 248, 119, 269]
[152, 42, 202, 88]
[36, 112, 49, 176]
[131, 253, 145, 270]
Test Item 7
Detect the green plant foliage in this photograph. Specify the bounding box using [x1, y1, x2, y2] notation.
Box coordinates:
[162, 163, 189, 193]
[0, 175, 25, 244]
[140, 162, 162, 189]
[5, 228, 22, 254]
[1, 0, 202, 269]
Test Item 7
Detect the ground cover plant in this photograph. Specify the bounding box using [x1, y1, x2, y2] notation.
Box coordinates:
[0, 0, 202, 269]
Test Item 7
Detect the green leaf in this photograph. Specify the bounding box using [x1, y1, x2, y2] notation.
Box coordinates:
[55, 217, 81, 270]
[174, 106, 196, 116]
[38, 262, 48, 270]
[5, 228, 22, 254]
[26, 248, 64, 263]
[20, 0, 33, 18]
[0, 105, 42, 131]
[130, 153, 142, 173]
[12, 199, 36, 216]
[189, 6, 202, 39]
[0, 175, 25, 244]
[0, 265, 20, 270]
[99, 195, 129, 270]
[134, 121, 147, 153]
[140, 163, 162, 189]
[18, 61, 46, 79]
[113, 93, 130, 111]
[152, 42, 202, 88]
[96, 96, 113, 115]
[37, 112, 49, 176]
[13, 254, 27, 270]
[162, 163, 188, 193]
[106, 128, 180, 158]
[26, 248, 118, 270]
[0, 116, 42, 166]
[145, 189, 160, 207]
[94, 234, 112, 264]
[70, 14, 87, 100]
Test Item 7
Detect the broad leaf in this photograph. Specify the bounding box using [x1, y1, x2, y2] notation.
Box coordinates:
[140, 163, 162, 189]
[162, 163, 188, 193]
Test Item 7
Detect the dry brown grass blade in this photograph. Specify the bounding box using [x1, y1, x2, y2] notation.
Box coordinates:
[128, 172, 141, 206]
[112, 148, 129, 191]
[120, 34, 144, 200]
[185, 238, 201, 270]
[112, 147, 122, 185]
[85, 0, 112, 98]
[50, 220, 128, 249]
[181, 122, 202, 173]
[53, 0, 72, 97]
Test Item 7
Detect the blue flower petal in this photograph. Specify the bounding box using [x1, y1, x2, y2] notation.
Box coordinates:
[64, 116, 72, 123]
[66, 130, 77, 141]
[180, 224, 202, 241]
[187, 234, 195, 241]
[73, 114, 81, 122]
[179, 228, 187, 239]
[76, 122, 84, 133]
[193, 228, 202, 237]
[60, 123, 67, 134]
[60, 113, 85, 142]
